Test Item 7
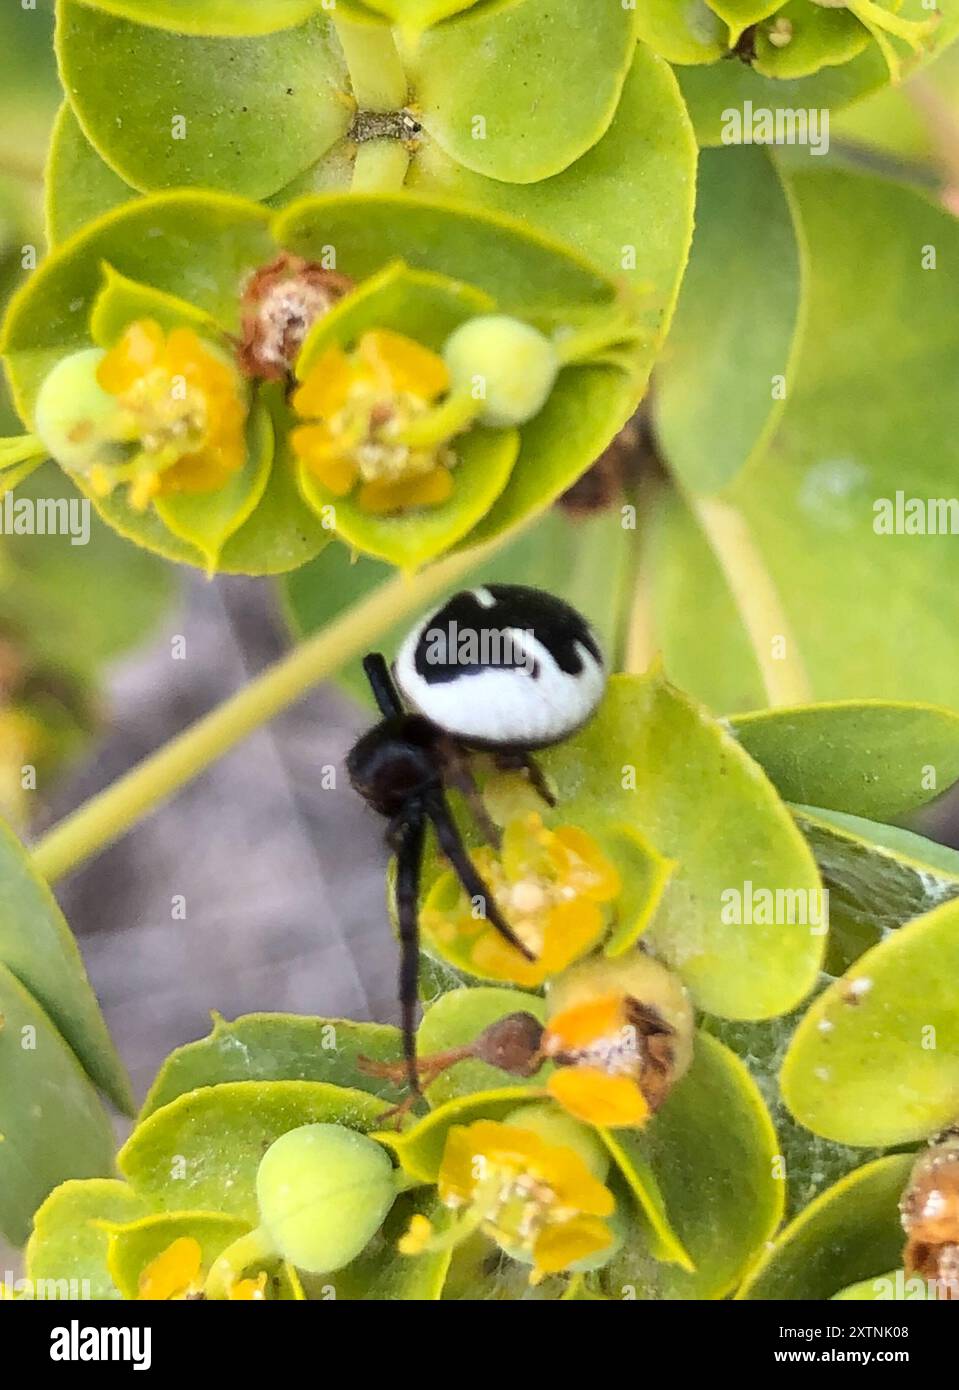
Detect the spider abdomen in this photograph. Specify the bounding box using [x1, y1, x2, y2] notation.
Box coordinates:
[393, 584, 606, 750]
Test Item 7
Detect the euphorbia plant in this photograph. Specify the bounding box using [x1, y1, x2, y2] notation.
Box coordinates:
[1, 0, 959, 1307]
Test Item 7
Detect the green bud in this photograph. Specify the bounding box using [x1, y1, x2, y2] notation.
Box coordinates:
[34, 348, 121, 475]
[442, 315, 558, 427]
[256, 1123, 398, 1275]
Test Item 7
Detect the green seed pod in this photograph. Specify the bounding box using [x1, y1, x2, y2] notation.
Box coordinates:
[503, 1101, 611, 1183]
[255, 1123, 398, 1275]
[442, 315, 558, 427]
[34, 348, 121, 475]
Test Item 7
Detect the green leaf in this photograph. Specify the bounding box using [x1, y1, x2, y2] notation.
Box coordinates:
[416, 987, 548, 1108]
[737, 1155, 914, 1300]
[90, 263, 224, 345]
[791, 804, 959, 972]
[708, 0, 781, 43]
[751, 1, 869, 80]
[602, 825, 678, 956]
[0, 963, 116, 1246]
[421, 671, 824, 1018]
[297, 419, 519, 569]
[273, 192, 618, 316]
[140, 1012, 408, 1118]
[410, 43, 697, 302]
[25, 1179, 148, 1300]
[677, 40, 888, 146]
[781, 897, 959, 1147]
[634, 0, 726, 64]
[57, 1, 351, 200]
[362, 0, 481, 25]
[118, 1080, 389, 1221]
[44, 103, 134, 246]
[729, 700, 959, 821]
[155, 397, 274, 573]
[401, 0, 636, 183]
[0, 817, 131, 1110]
[653, 146, 803, 494]
[0, 462, 175, 673]
[599, 1034, 783, 1299]
[107, 1210, 251, 1299]
[2, 189, 273, 423]
[72, 0, 325, 35]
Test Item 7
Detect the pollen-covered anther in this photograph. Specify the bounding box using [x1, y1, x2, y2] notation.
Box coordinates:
[238, 253, 355, 381]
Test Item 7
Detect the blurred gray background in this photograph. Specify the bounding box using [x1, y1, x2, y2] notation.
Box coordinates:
[33, 574, 396, 1103]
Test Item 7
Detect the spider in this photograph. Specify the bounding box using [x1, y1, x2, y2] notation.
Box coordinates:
[347, 584, 607, 1099]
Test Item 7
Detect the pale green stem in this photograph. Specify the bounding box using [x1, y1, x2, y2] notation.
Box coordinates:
[351, 138, 411, 192]
[691, 495, 811, 707]
[204, 1226, 278, 1301]
[335, 18, 408, 111]
[0, 435, 44, 469]
[31, 526, 524, 884]
[0, 456, 45, 497]
[554, 315, 639, 367]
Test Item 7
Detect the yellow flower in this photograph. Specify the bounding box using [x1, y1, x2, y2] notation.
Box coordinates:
[401, 1118, 616, 1285]
[542, 954, 695, 1128]
[290, 329, 462, 515]
[94, 319, 248, 509]
[137, 1236, 268, 1301]
[423, 812, 621, 987]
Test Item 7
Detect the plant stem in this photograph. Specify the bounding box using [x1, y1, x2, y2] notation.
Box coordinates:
[31, 529, 522, 884]
[691, 495, 811, 707]
[352, 139, 410, 192]
[335, 18, 407, 111]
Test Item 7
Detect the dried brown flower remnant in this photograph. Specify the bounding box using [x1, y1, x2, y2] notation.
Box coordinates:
[238, 254, 354, 381]
[901, 1130, 959, 1297]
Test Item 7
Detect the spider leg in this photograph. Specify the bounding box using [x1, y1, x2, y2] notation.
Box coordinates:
[440, 739, 503, 848]
[394, 808, 427, 1100]
[363, 652, 404, 719]
[424, 790, 536, 962]
[493, 749, 556, 808]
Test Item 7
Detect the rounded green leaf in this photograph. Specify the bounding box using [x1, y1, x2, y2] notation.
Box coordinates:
[44, 103, 133, 247]
[792, 805, 959, 972]
[599, 1034, 783, 1299]
[273, 191, 617, 314]
[634, 1, 726, 64]
[0, 817, 131, 1110]
[417, 987, 548, 1108]
[118, 1080, 389, 1220]
[409, 42, 698, 297]
[402, 0, 636, 182]
[362, 0, 481, 24]
[653, 145, 803, 494]
[737, 1155, 913, 1300]
[303, 1190, 451, 1301]
[730, 701, 959, 821]
[752, 2, 869, 80]
[422, 671, 824, 1018]
[833, 1268, 945, 1300]
[57, 0, 351, 199]
[25, 1179, 148, 1301]
[0, 963, 116, 1246]
[781, 898, 959, 1146]
[710, 0, 782, 43]
[140, 1012, 408, 1118]
[107, 1210, 248, 1299]
[72, 0, 325, 35]
[89, 263, 224, 346]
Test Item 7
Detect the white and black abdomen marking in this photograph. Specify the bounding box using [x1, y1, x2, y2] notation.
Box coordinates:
[393, 585, 606, 749]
